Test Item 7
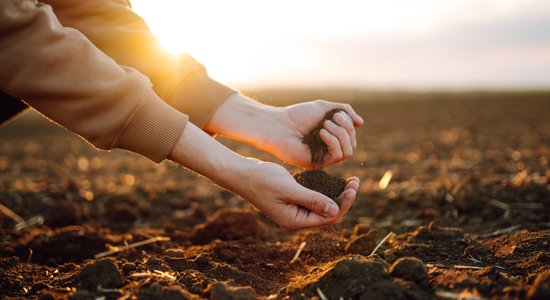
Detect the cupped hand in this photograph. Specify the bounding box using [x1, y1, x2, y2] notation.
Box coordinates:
[238, 160, 360, 230]
[204, 95, 363, 169]
[267, 100, 364, 169]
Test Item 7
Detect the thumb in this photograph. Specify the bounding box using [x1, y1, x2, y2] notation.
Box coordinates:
[292, 185, 340, 218]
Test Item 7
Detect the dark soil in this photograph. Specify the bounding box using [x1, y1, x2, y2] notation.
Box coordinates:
[293, 170, 346, 203]
[1, 91, 549, 299]
[297, 109, 348, 203]
[302, 108, 345, 165]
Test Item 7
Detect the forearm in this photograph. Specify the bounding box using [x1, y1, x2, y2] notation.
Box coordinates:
[48, 0, 237, 128]
[204, 93, 282, 147]
[0, 0, 186, 162]
[168, 122, 255, 193]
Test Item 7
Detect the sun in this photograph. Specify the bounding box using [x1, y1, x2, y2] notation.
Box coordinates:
[130, 1, 266, 86]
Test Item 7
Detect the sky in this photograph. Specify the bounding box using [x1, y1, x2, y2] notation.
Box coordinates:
[131, 0, 550, 89]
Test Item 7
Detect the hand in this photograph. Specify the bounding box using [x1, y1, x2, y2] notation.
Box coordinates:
[268, 100, 364, 168]
[168, 123, 360, 230]
[205, 94, 364, 169]
[237, 161, 360, 230]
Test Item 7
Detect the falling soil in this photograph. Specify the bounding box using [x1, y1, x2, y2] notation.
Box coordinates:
[1, 92, 550, 299]
[302, 108, 346, 166]
[297, 108, 348, 203]
[294, 170, 346, 204]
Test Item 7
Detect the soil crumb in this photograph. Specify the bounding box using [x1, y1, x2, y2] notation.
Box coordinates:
[294, 170, 346, 203]
[302, 108, 345, 165]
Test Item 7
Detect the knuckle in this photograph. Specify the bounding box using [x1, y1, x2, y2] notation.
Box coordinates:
[344, 148, 353, 158]
[342, 105, 352, 114]
[329, 135, 340, 146]
[335, 126, 347, 136]
[344, 114, 354, 126]
[305, 194, 319, 211]
[315, 99, 327, 105]
[331, 147, 343, 159]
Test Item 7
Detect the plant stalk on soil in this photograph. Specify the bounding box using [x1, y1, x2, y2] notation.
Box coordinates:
[94, 236, 171, 258]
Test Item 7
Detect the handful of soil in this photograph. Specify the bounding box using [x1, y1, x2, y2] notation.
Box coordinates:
[302, 108, 346, 166]
[294, 108, 349, 205]
[294, 170, 346, 205]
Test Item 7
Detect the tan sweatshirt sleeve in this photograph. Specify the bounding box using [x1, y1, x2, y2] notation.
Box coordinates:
[46, 0, 238, 128]
[0, 0, 188, 163]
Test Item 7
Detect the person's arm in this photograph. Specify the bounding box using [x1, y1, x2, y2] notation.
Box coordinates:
[168, 123, 360, 230]
[0, 0, 187, 162]
[0, 1, 359, 229]
[205, 93, 364, 169]
[46, 0, 237, 128]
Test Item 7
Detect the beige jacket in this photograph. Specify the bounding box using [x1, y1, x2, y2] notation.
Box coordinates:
[0, 0, 237, 162]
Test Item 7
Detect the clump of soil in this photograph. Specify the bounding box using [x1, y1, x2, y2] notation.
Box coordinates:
[76, 258, 123, 290]
[285, 254, 389, 298]
[302, 108, 345, 166]
[209, 281, 256, 300]
[284, 254, 431, 299]
[137, 281, 194, 300]
[389, 257, 429, 286]
[294, 170, 346, 203]
[191, 208, 275, 244]
[344, 229, 378, 255]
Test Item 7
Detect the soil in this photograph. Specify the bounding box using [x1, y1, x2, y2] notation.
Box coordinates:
[296, 108, 348, 203]
[1, 91, 549, 299]
[293, 170, 346, 203]
[302, 108, 345, 166]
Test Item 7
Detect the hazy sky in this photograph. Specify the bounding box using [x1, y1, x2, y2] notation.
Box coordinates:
[131, 0, 550, 89]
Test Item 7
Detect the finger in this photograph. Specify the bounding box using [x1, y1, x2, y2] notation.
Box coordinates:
[284, 205, 334, 230]
[333, 111, 357, 149]
[324, 120, 353, 159]
[319, 128, 343, 163]
[347, 176, 360, 189]
[332, 178, 360, 223]
[338, 104, 364, 126]
[333, 189, 356, 222]
[284, 177, 360, 229]
[289, 184, 340, 218]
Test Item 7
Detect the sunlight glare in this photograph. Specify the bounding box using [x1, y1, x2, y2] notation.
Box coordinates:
[130, 0, 455, 86]
[129, 0, 549, 89]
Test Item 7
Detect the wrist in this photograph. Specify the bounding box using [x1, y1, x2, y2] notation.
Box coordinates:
[168, 122, 254, 190]
[204, 93, 283, 147]
[168, 121, 267, 202]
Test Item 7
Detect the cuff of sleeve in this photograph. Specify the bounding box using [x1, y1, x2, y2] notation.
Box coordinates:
[113, 91, 188, 163]
[168, 56, 238, 129]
